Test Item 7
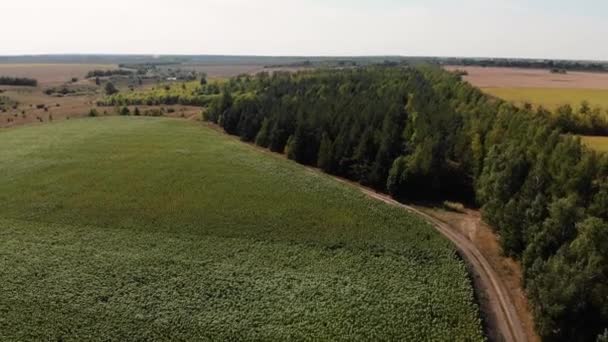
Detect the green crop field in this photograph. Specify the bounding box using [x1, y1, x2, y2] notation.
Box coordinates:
[483, 87, 608, 111]
[0, 117, 483, 341]
[581, 135, 608, 153]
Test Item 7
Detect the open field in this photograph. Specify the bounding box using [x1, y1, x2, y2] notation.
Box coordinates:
[0, 63, 117, 85]
[0, 117, 484, 340]
[581, 135, 608, 153]
[445, 66, 608, 89]
[483, 87, 608, 111]
[445, 66, 608, 111]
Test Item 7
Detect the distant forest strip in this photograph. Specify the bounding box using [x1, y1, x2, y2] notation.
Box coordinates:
[86, 69, 134, 78]
[203, 66, 608, 341]
[439, 57, 608, 72]
[0, 76, 37, 86]
[264, 57, 608, 73]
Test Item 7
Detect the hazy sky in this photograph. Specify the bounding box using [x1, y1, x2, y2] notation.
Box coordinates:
[2, 0, 607, 60]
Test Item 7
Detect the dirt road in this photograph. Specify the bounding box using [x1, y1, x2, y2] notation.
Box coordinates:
[357, 188, 528, 342]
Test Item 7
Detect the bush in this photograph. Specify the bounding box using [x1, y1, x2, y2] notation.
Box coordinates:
[105, 82, 119, 96]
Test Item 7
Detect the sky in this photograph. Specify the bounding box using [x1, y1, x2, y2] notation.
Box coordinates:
[2, 0, 607, 60]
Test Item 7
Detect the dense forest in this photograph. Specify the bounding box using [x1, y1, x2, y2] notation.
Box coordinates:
[0, 76, 38, 86]
[201, 66, 608, 341]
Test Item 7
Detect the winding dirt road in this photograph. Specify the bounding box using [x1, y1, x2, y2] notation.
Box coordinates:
[357, 187, 528, 342]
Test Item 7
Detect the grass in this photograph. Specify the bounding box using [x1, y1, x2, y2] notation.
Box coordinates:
[483, 87, 608, 111]
[581, 135, 608, 153]
[0, 117, 484, 341]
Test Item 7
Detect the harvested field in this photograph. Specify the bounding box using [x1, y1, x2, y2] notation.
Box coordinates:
[581, 135, 608, 153]
[445, 66, 608, 89]
[0, 64, 117, 85]
[483, 87, 608, 111]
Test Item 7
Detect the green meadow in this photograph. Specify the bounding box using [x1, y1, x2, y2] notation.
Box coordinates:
[0, 117, 483, 341]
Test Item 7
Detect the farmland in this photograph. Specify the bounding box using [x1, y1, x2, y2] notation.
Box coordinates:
[581, 135, 608, 153]
[0, 63, 211, 128]
[0, 63, 117, 85]
[446, 66, 608, 111]
[482, 87, 608, 111]
[0, 117, 484, 340]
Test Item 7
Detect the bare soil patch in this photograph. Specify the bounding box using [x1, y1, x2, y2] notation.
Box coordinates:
[445, 66, 608, 90]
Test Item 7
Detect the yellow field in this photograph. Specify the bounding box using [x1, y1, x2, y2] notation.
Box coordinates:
[483, 87, 608, 111]
[581, 136, 608, 153]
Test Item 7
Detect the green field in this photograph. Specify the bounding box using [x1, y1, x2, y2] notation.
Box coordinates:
[0, 117, 483, 340]
[581, 135, 608, 153]
[483, 87, 608, 111]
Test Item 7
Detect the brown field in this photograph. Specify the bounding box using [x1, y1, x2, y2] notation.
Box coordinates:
[0, 63, 117, 85]
[445, 66, 608, 89]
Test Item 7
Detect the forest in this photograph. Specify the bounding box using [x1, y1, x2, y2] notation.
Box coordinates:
[201, 66, 608, 341]
[0, 76, 38, 86]
[86, 69, 134, 78]
[436, 57, 608, 72]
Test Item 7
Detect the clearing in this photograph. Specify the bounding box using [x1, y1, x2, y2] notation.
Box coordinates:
[0, 117, 484, 341]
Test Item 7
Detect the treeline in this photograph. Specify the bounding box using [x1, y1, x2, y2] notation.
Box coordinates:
[0, 77, 38, 86]
[204, 67, 608, 341]
[545, 103, 608, 136]
[86, 69, 134, 78]
[441, 57, 608, 72]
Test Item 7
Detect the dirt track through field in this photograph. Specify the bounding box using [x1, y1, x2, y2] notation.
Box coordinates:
[356, 189, 527, 342]
[205, 122, 528, 342]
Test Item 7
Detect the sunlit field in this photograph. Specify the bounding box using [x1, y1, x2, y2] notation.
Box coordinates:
[483, 87, 608, 111]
